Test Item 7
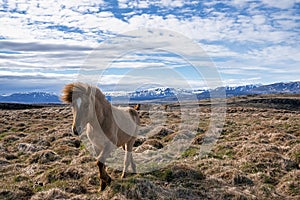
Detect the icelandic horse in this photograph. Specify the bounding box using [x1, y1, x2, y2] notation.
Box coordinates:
[61, 83, 139, 191]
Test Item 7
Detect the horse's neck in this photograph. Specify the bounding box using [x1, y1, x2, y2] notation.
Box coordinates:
[94, 95, 112, 126]
[86, 98, 107, 135]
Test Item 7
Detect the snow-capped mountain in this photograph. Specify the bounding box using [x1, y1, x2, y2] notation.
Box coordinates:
[0, 81, 299, 104]
[126, 82, 300, 101]
[197, 82, 299, 99]
[0, 92, 60, 104]
[250, 82, 300, 94]
[212, 84, 260, 98]
[129, 87, 176, 100]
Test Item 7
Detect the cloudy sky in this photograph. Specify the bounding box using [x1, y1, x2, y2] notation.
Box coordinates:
[0, 0, 299, 94]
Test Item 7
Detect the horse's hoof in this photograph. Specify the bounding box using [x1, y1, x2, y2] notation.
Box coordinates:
[121, 173, 126, 179]
[99, 177, 112, 192]
[107, 176, 112, 185]
[99, 180, 107, 191]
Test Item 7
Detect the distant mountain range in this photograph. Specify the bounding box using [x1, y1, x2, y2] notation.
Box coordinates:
[112, 81, 300, 102]
[0, 92, 60, 104]
[196, 81, 300, 100]
[0, 81, 299, 104]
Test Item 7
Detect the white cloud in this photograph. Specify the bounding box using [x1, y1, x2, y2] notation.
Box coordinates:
[222, 77, 262, 86]
[119, 0, 187, 9]
[201, 44, 240, 58]
[160, 0, 184, 7]
[118, 0, 129, 9]
[252, 14, 266, 25]
[0, 0, 299, 91]
[248, 45, 300, 63]
[261, 0, 299, 9]
[1, 0, 298, 45]
[230, 0, 252, 8]
[0, 70, 74, 80]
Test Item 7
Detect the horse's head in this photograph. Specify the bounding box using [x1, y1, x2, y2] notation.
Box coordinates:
[61, 83, 95, 136]
[71, 92, 92, 136]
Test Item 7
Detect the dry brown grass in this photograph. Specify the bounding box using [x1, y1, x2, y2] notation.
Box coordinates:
[0, 94, 299, 199]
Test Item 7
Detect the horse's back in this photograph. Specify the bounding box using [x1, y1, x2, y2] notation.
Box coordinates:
[115, 106, 139, 123]
[112, 106, 139, 140]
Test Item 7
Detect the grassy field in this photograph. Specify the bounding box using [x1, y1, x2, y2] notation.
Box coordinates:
[0, 94, 299, 199]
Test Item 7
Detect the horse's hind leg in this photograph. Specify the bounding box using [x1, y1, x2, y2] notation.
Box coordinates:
[130, 151, 136, 173]
[121, 148, 130, 178]
[128, 138, 136, 173]
[121, 138, 136, 178]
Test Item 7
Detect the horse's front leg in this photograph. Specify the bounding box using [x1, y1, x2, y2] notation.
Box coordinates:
[96, 160, 111, 191]
[96, 144, 113, 191]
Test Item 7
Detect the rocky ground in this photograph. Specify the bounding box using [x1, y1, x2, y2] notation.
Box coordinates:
[0, 94, 299, 200]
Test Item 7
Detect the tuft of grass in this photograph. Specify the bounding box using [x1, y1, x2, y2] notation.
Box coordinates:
[207, 152, 223, 160]
[207, 146, 235, 160]
[0, 132, 9, 140]
[13, 175, 29, 182]
[33, 185, 43, 193]
[240, 162, 259, 174]
[293, 152, 300, 163]
[261, 174, 278, 185]
[151, 168, 173, 182]
[161, 169, 173, 182]
[181, 147, 198, 158]
[79, 143, 85, 151]
[289, 182, 300, 195]
[111, 177, 137, 195]
[9, 127, 18, 132]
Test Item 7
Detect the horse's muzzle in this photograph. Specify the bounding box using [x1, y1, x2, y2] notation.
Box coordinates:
[72, 126, 82, 136]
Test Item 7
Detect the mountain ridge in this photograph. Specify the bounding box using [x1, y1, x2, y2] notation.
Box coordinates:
[0, 92, 60, 104]
[0, 81, 299, 104]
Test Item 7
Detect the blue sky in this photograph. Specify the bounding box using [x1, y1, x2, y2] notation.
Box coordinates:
[0, 0, 299, 94]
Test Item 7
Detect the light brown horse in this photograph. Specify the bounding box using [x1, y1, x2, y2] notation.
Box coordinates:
[61, 83, 139, 191]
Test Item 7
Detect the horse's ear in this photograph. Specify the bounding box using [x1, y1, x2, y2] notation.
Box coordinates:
[87, 86, 91, 95]
[87, 86, 96, 99]
[133, 104, 140, 110]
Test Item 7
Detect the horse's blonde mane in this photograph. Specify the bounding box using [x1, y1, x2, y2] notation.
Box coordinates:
[61, 82, 109, 105]
[61, 83, 75, 103]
